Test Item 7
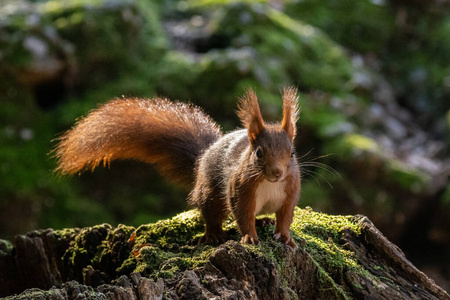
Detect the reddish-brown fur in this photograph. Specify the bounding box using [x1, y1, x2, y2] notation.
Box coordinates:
[54, 88, 301, 249]
[54, 98, 221, 188]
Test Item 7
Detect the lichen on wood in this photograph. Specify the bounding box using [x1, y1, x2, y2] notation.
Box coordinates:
[1, 208, 448, 299]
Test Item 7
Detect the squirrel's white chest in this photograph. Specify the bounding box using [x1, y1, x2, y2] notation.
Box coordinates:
[254, 180, 286, 216]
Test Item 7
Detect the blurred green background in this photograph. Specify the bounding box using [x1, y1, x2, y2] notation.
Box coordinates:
[0, 0, 449, 291]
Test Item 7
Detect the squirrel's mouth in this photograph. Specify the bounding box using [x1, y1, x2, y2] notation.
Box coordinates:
[265, 176, 284, 183]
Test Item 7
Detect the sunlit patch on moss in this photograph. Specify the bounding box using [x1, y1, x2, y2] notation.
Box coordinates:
[251, 207, 391, 298]
[0, 239, 13, 256]
[119, 210, 215, 279]
[291, 207, 362, 269]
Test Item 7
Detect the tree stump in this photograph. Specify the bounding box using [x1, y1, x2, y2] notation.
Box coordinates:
[0, 209, 448, 299]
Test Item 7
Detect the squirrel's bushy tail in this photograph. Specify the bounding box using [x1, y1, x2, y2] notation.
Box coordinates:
[53, 98, 222, 188]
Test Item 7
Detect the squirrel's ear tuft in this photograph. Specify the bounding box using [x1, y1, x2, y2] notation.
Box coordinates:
[237, 88, 265, 144]
[281, 86, 300, 141]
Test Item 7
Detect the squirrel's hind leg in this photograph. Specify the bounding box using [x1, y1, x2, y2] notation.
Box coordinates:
[198, 224, 228, 245]
[191, 182, 229, 245]
[199, 196, 229, 245]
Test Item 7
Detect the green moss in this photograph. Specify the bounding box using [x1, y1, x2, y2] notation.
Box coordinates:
[134, 210, 204, 247]
[115, 211, 214, 279]
[290, 208, 361, 274]
[4, 287, 68, 300]
[251, 207, 390, 299]
[61, 223, 135, 281]
[315, 266, 350, 300]
[46, 207, 393, 297]
[0, 239, 13, 256]
[52, 227, 80, 239]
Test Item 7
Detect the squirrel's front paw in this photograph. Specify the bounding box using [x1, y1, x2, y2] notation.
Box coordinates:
[274, 232, 298, 250]
[241, 234, 260, 245]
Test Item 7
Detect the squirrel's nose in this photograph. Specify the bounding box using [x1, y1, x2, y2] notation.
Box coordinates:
[272, 168, 283, 179]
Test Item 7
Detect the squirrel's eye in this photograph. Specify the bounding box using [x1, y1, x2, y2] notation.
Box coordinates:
[290, 149, 295, 158]
[256, 149, 263, 158]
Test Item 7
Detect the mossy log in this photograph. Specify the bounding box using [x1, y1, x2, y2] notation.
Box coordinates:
[0, 209, 448, 299]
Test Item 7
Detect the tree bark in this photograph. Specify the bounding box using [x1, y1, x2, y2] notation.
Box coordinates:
[0, 212, 448, 299]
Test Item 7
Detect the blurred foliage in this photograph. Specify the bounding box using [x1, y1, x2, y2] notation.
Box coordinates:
[0, 3, 449, 290]
[0, 0, 170, 236]
[287, 0, 450, 118]
[285, 0, 395, 54]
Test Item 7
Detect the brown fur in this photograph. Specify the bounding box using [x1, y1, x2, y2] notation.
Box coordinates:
[237, 89, 265, 144]
[281, 86, 300, 140]
[53, 98, 221, 188]
[275, 172, 301, 248]
[191, 87, 301, 248]
[54, 88, 301, 248]
[231, 160, 261, 245]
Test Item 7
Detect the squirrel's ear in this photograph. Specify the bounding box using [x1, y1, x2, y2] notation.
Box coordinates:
[281, 86, 300, 141]
[237, 88, 265, 144]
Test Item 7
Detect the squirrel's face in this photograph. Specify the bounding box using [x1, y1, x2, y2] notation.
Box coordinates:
[251, 126, 295, 183]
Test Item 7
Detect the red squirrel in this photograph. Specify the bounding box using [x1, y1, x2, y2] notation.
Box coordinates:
[54, 87, 301, 249]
